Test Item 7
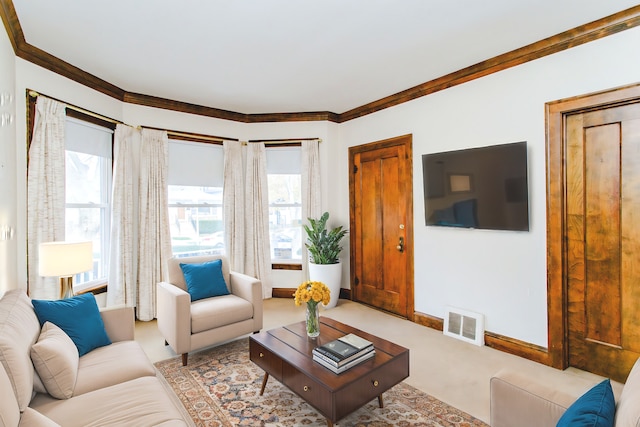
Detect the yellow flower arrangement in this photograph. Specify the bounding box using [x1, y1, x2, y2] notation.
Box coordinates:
[294, 281, 330, 337]
[293, 280, 331, 307]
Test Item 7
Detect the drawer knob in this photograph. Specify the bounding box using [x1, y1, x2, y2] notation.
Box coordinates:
[259, 352, 264, 358]
[373, 380, 379, 387]
[303, 385, 309, 392]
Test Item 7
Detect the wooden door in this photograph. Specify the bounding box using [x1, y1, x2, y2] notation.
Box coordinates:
[565, 103, 640, 382]
[349, 135, 413, 318]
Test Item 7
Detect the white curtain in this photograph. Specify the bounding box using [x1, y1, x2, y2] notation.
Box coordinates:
[107, 124, 138, 308]
[301, 139, 322, 279]
[137, 128, 172, 320]
[223, 141, 245, 272]
[245, 142, 272, 298]
[27, 97, 66, 300]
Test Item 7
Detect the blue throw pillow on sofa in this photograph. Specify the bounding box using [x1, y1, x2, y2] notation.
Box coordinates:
[180, 259, 230, 302]
[32, 293, 112, 357]
[556, 379, 615, 427]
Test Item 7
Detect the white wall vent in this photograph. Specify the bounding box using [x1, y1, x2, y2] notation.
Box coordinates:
[443, 306, 485, 346]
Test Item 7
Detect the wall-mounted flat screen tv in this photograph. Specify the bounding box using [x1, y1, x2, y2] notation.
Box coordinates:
[422, 141, 529, 231]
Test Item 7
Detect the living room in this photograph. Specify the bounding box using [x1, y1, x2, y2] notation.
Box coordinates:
[1, 2, 640, 426]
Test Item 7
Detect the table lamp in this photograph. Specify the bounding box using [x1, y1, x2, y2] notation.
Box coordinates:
[39, 241, 93, 299]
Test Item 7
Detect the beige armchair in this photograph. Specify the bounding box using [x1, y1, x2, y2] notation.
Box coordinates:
[157, 255, 263, 365]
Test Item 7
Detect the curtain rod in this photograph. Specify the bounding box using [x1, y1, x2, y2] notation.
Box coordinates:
[144, 126, 238, 144]
[247, 137, 322, 144]
[28, 90, 123, 125]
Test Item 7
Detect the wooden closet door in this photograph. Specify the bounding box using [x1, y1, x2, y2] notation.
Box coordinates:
[565, 103, 640, 382]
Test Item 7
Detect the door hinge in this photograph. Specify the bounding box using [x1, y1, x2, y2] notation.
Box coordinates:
[353, 164, 358, 173]
[354, 276, 359, 286]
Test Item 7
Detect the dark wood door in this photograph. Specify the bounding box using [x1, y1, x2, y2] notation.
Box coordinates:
[349, 135, 413, 318]
[565, 103, 640, 383]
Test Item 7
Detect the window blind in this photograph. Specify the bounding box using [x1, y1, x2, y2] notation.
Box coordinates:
[266, 147, 301, 174]
[65, 117, 113, 157]
[168, 139, 224, 187]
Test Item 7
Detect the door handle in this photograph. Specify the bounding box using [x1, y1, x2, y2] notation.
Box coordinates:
[396, 236, 404, 253]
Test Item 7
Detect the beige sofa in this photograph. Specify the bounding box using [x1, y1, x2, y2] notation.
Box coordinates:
[490, 358, 640, 427]
[0, 290, 190, 427]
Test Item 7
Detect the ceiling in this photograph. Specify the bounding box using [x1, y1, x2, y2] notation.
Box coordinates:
[9, 1, 640, 116]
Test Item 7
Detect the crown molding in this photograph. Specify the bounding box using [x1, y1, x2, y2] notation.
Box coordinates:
[247, 111, 341, 123]
[124, 92, 248, 122]
[0, 0, 20, 53]
[2, 0, 639, 124]
[125, 92, 343, 123]
[339, 5, 640, 122]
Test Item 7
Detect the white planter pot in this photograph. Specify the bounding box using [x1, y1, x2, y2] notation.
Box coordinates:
[308, 261, 342, 309]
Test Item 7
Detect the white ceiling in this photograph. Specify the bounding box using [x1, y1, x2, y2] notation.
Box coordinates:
[12, 0, 640, 115]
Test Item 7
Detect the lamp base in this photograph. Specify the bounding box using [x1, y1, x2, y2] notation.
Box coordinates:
[59, 276, 75, 299]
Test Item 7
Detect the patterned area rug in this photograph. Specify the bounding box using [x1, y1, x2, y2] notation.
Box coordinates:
[155, 338, 489, 427]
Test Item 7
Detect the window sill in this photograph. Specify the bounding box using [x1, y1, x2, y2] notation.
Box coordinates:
[272, 263, 302, 271]
[74, 280, 108, 295]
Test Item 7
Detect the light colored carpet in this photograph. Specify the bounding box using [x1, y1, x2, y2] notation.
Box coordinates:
[138, 298, 618, 424]
[155, 338, 489, 427]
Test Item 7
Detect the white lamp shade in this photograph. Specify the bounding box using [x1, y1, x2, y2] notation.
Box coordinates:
[39, 241, 93, 277]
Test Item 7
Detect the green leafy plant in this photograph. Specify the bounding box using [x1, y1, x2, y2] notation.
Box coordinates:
[303, 212, 348, 265]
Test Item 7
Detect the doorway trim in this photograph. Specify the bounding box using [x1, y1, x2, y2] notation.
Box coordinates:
[546, 82, 640, 369]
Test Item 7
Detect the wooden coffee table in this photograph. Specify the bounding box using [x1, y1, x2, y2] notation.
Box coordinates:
[249, 317, 409, 426]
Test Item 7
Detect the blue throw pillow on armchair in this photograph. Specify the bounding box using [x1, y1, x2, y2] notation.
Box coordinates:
[556, 379, 615, 427]
[180, 259, 230, 302]
[31, 293, 112, 357]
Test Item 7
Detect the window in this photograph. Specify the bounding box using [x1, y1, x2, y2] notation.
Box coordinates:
[65, 117, 113, 291]
[168, 140, 224, 258]
[267, 147, 302, 262]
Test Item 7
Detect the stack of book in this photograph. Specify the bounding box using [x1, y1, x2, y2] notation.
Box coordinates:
[312, 333, 375, 374]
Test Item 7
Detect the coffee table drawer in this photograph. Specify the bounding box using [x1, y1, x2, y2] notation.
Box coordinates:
[249, 340, 283, 381]
[353, 367, 401, 398]
[334, 351, 410, 421]
[283, 362, 332, 417]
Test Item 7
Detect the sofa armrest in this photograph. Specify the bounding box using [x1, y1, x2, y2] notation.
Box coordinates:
[19, 407, 61, 427]
[229, 271, 263, 331]
[99, 306, 135, 342]
[490, 369, 597, 427]
[156, 282, 192, 354]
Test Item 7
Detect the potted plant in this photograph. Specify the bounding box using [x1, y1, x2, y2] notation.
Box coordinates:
[303, 212, 348, 309]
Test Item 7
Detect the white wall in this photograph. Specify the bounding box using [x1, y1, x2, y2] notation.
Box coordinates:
[3, 23, 640, 347]
[122, 103, 246, 138]
[0, 25, 17, 294]
[338, 27, 640, 346]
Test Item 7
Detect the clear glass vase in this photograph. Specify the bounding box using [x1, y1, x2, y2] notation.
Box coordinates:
[306, 302, 320, 338]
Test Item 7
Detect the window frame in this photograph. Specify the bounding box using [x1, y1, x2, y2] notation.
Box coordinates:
[64, 115, 114, 293]
[167, 187, 225, 258]
[266, 145, 303, 266]
[167, 138, 225, 258]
